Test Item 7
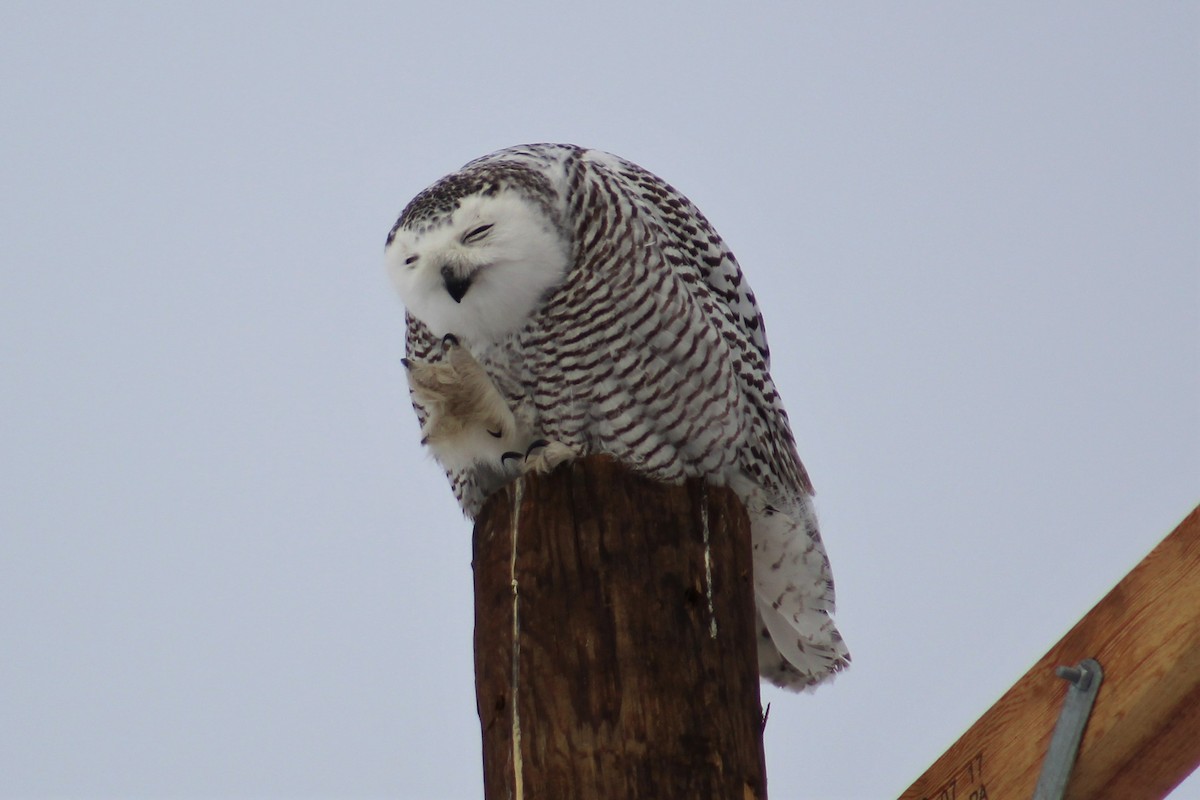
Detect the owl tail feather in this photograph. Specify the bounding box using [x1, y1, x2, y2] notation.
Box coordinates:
[741, 487, 850, 691]
[756, 603, 850, 691]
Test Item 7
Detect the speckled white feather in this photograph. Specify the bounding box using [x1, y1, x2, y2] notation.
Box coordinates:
[386, 143, 849, 690]
[387, 192, 570, 345]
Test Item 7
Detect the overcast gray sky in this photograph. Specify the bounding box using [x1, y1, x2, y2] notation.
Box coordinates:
[1, 2, 1196, 798]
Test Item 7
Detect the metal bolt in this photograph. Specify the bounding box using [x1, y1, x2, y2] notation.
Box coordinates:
[1056, 663, 1093, 691]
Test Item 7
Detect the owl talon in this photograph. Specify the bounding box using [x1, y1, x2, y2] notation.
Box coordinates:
[442, 333, 459, 348]
[501, 451, 523, 463]
[521, 440, 577, 475]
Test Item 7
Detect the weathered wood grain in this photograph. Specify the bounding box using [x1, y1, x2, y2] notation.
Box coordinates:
[901, 505, 1200, 800]
[473, 456, 767, 800]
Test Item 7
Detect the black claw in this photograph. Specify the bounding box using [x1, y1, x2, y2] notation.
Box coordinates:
[524, 439, 550, 460]
[501, 451, 523, 463]
[442, 333, 459, 348]
[401, 358, 411, 370]
[487, 429, 503, 439]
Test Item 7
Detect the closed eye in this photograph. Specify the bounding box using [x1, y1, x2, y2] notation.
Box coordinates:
[462, 224, 493, 245]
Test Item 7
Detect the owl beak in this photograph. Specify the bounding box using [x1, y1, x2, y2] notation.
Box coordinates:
[441, 265, 472, 303]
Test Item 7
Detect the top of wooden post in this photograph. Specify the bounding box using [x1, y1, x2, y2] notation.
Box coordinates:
[472, 456, 768, 799]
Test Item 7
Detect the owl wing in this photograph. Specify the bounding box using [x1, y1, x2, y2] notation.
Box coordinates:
[568, 153, 840, 640]
[587, 152, 814, 502]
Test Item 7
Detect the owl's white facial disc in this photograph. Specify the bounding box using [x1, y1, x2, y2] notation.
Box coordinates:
[386, 192, 570, 344]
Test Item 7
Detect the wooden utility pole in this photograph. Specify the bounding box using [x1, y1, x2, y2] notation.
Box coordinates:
[472, 456, 767, 800]
[901, 505, 1200, 800]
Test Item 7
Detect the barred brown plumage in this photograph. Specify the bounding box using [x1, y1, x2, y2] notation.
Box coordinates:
[387, 143, 848, 689]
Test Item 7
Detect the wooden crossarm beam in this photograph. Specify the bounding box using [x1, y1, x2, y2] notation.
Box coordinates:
[900, 504, 1200, 800]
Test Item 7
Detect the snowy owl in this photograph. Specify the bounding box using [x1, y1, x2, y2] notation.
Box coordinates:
[386, 144, 848, 690]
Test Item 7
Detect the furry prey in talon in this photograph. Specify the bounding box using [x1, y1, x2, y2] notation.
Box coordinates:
[403, 330, 575, 497]
[386, 143, 849, 690]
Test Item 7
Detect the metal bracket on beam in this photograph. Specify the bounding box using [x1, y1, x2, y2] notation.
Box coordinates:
[1032, 658, 1104, 800]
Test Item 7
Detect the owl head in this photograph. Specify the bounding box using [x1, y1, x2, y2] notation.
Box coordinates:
[386, 167, 571, 345]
